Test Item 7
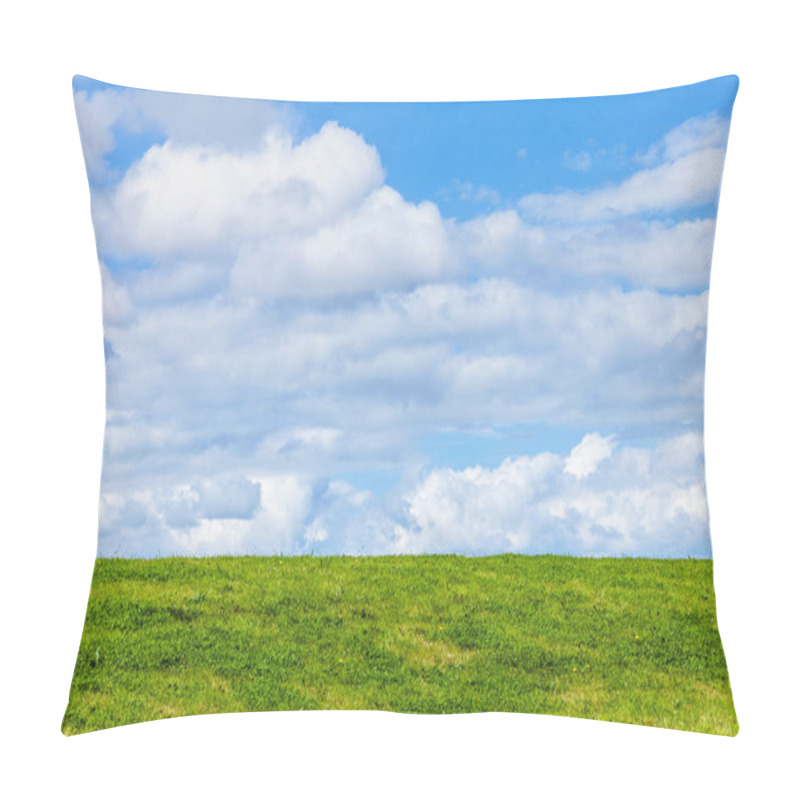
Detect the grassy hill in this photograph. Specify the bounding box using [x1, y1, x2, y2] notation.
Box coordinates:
[62, 554, 737, 735]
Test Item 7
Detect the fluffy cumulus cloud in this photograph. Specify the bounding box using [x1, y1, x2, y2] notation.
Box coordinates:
[76, 83, 730, 559]
[564, 433, 616, 478]
[92, 122, 385, 262]
[230, 186, 452, 299]
[395, 432, 710, 558]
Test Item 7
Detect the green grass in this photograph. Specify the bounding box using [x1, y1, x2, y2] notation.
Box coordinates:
[62, 555, 737, 735]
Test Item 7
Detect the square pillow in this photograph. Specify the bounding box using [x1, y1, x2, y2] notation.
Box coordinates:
[63, 75, 738, 735]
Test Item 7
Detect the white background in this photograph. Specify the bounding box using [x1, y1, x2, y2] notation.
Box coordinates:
[2, 1, 797, 797]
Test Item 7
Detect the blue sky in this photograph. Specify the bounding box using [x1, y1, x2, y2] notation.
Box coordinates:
[73, 75, 738, 558]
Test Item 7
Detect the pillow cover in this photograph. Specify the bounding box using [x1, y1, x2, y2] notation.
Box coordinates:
[63, 75, 739, 735]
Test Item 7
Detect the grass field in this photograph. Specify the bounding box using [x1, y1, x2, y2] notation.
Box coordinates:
[62, 555, 738, 735]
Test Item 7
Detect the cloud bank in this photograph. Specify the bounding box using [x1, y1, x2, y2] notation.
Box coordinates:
[99, 432, 710, 558]
[74, 81, 731, 558]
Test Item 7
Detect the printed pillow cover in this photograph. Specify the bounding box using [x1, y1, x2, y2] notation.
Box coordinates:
[63, 75, 738, 735]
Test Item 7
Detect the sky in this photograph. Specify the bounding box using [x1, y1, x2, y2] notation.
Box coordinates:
[73, 75, 738, 558]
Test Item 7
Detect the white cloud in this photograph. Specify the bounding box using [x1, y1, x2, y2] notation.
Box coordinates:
[90, 115, 460, 299]
[96, 278, 709, 501]
[92, 122, 385, 261]
[543, 218, 717, 290]
[395, 433, 710, 557]
[652, 430, 706, 477]
[99, 473, 312, 557]
[519, 113, 730, 223]
[230, 186, 452, 299]
[457, 209, 546, 268]
[564, 433, 616, 478]
[395, 452, 562, 554]
[99, 263, 133, 325]
[636, 113, 729, 166]
[147, 476, 262, 530]
[519, 147, 726, 222]
[458, 210, 717, 290]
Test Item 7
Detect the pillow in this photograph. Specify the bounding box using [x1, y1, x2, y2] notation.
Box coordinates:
[63, 75, 739, 735]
